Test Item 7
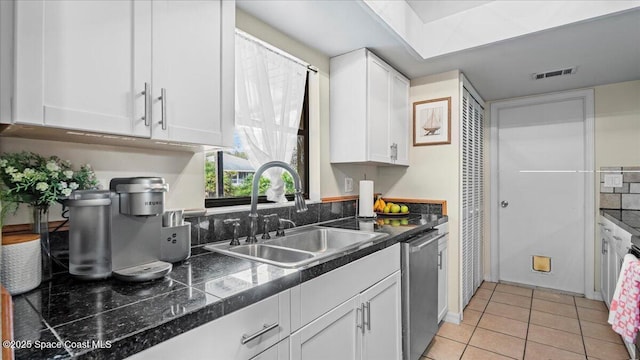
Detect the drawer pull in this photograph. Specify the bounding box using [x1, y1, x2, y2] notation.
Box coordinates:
[613, 236, 622, 241]
[240, 323, 278, 345]
[604, 228, 612, 233]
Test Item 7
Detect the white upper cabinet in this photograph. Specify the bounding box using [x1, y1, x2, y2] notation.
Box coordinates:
[8, 0, 234, 147]
[151, 0, 234, 146]
[330, 49, 409, 166]
[13, 0, 151, 137]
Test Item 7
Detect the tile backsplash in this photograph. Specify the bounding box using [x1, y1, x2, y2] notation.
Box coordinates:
[186, 199, 443, 247]
[600, 166, 640, 210]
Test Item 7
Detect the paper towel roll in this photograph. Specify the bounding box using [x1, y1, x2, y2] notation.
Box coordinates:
[359, 180, 374, 217]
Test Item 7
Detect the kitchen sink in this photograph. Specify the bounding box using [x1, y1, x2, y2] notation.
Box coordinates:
[264, 228, 379, 253]
[205, 227, 388, 269]
[227, 244, 315, 266]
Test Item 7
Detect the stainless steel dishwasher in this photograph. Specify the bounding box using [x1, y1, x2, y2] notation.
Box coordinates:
[401, 226, 447, 360]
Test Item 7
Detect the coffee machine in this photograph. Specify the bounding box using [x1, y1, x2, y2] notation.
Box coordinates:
[108, 177, 172, 281]
[67, 177, 180, 282]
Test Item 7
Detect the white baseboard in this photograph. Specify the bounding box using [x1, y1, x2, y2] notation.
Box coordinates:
[585, 290, 603, 301]
[444, 311, 461, 325]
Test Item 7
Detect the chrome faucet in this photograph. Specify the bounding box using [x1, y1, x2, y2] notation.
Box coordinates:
[246, 161, 308, 243]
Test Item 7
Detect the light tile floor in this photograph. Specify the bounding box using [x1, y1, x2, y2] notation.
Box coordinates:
[423, 282, 631, 360]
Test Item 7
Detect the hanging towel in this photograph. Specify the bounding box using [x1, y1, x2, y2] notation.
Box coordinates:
[608, 254, 640, 344]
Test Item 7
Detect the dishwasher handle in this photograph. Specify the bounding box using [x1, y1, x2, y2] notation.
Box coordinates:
[410, 233, 446, 252]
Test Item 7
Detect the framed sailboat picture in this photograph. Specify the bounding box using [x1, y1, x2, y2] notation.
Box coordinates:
[413, 97, 451, 146]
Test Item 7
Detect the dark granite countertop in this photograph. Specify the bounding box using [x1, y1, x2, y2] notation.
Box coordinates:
[11, 213, 447, 359]
[601, 209, 640, 246]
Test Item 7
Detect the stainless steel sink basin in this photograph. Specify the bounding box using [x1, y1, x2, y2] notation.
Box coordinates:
[205, 226, 388, 269]
[229, 244, 314, 265]
[264, 228, 379, 253]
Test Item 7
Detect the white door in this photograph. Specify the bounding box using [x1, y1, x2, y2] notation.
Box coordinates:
[290, 296, 360, 360]
[496, 94, 589, 293]
[367, 56, 391, 163]
[152, 0, 229, 145]
[360, 272, 402, 360]
[14, 0, 151, 136]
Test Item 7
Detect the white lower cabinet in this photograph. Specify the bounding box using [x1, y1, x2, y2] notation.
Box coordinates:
[437, 234, 448, 323]
[127, 244, 402, 360]
[290, 296, 361, 360]
[599, 215, 636, 360]
[360, 271, 402, 360]
[251, 338, 290, 360]
[127, 291, 290, 360]
[290, 271, 402, 360]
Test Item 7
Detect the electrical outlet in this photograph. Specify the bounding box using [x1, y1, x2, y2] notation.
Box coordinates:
[344, 177, 353, 192]
[604, 174, 623, 187]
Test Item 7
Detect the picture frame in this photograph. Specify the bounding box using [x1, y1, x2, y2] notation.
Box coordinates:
[413, 97, 451, 146]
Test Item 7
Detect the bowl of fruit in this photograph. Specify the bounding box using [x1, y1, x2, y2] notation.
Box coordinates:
[374, 197, 409, 216]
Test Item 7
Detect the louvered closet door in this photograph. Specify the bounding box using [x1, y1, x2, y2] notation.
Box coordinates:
[461, 88, 484, 308]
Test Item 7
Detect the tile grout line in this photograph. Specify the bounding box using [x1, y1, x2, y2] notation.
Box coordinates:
[522, 289, 534, 360]
[461, 283, 521, 360]
[575, 295, 590, 358]
[458, 284, 491, 360]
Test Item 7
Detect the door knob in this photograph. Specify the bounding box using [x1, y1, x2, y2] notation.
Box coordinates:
[500, 201, 509, 208]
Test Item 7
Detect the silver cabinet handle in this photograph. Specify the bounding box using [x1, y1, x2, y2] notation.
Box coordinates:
[597, 222, 605, 226]
[240, 323, 278, 345]
[141, 82, 150, 126]
[500, 200, 509, 208]
[365, 301, 371, 331]
[158, 88, 167, 130]
[601, 239, 606, 254]
[613, 236, 622, 241]
[438, 251, 443, 270]
[357, 303, 365, 334]
[604, 228, 612, 233]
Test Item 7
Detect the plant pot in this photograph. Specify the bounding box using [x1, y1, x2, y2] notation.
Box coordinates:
[1, 233, 42, 295]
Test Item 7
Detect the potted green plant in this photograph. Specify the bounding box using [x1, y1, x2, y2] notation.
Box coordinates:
[0, 151, 99, 285]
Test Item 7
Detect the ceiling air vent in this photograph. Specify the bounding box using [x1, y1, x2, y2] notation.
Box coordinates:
[531, 66, 577, 80]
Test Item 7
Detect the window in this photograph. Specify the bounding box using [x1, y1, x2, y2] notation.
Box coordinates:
[204, 75, 309, 208]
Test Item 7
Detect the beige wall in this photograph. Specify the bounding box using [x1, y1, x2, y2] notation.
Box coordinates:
[0, 138, 204, 224]
[594, 80, 640, 170]
[378, 70, 462, 317]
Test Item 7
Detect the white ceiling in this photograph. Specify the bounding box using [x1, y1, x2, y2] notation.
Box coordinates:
[237, 1, 640, 101]
[405, 0, 493, 23]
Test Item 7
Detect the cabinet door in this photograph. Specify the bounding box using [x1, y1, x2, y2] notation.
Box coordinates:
[437, 243, 448, 323]
[599, 226, 609, 305]
[360, 271, 402, 360]
[14, 0, 151, 136]
[366, 56, 391, 163]
[252, 339, 289, 360]
[151, 0, 234, 146]
[390, 73, 409, 165]
[607, 239, 618, 306]
[290, 296, 360, 360]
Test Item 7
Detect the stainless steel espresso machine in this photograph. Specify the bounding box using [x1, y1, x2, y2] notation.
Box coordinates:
[67, 177, 188, 282]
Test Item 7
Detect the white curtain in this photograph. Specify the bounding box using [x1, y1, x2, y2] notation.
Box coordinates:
[235, 31, 307, 202]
